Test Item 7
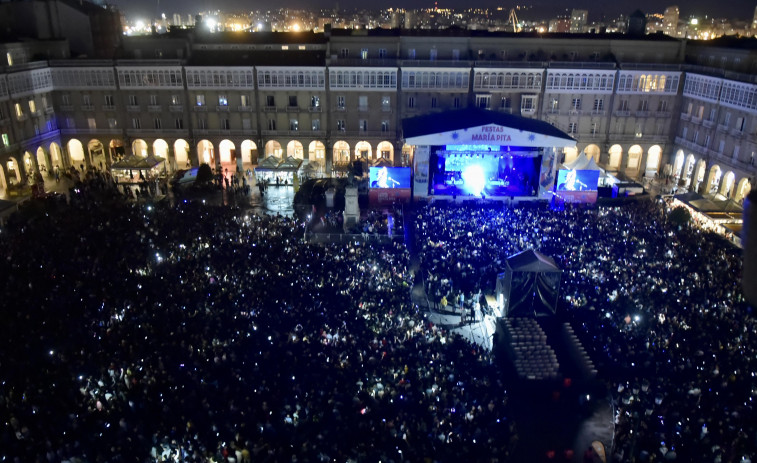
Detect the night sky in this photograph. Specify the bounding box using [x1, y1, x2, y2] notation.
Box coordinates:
[120, 0, 755, 22]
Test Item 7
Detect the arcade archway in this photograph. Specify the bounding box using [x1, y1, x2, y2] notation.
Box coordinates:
[705, 165, 722, 195]
[308, 141, 325, 162]
[174, 140, 190, 168]
[646, 145, 662, 175]
[219, 139, 236, 164]
[608, 145, 622, 171]
[287, 140, 304, 159]
[583, 144, 600, 164]
[377, 141, 394, 162]
[735, 178, 752, 202]
[67, 139, 86, 168]
[197, 140, 215, 166]
[241, 140, 258, 165]
[49, 142, 64, 169]
[88, 140, 107, 169]
[36, 147, 50, 176]
[354, 141, 372, 160]
[672, 149, 684, 178]
[109, 139, 125, 162]
[264, 140, 282, 158]
[132, 139, 149, 157]
[563, 146, 578, 164]
[719, 171, 735, 198]
[333, 141, 350, 163]
[627, 145, 643, 174]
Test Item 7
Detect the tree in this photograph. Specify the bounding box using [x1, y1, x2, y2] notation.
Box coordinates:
[669, 206, 691, 227]
[196, 163, 213, 184]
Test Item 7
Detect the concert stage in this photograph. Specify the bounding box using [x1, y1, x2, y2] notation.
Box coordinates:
[402, 108, 576, 201]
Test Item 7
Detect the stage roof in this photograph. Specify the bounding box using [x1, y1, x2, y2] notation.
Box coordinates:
[506, 249, 561, 273]
[402, 108, 576, 148]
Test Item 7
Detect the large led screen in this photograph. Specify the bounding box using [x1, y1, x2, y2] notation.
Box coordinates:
[555, 169, 600, 192]
[369, 167, 412, 189]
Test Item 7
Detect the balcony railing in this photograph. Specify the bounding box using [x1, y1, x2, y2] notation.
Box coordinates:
[238, 106, 253, 112]
[263, 106, 277, 112]
[635, 110, 650, 117]
[614, 110, 631, 117]
[127, 105, 141, 112]
[102, 105, 116, 112]
[680, 113, 691, 121]
[309, 106, 322, 112]
[216, 105, 230, 112]
[169, 105, 183, 112]
[193, 105, 207, 112]
[59, 105, 74, 112]
[286, 106, 300, 113]
[717, 124, 728, 132]
[148, 105, 162, 112]
[81, 105, 95, 111]
[702, 119, 715, 128]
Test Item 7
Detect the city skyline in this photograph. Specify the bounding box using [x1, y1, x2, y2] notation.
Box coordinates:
[116, 0, 756, 23]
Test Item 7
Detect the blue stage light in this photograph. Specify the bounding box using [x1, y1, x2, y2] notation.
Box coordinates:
[462, 164, 486, 196]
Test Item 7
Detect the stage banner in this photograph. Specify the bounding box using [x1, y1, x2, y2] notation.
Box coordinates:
[413, 146, 430, 198]
[538, 147, 558, 199]
[555, 190, 598, 203]
[369, 188, 412, 205]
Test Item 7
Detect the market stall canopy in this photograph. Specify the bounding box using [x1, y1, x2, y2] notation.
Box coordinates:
[675, 191, 743, 215]
[278, 156, 303, 172]
[111, 155, 165, 170]
[254, 156, 283, 171]
[402, 108, 576, 148]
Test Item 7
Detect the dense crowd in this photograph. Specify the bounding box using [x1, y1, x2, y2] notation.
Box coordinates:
[0, 176, 753, 463]
[0, 180, 514, 463]
[412, 200, 753, 462]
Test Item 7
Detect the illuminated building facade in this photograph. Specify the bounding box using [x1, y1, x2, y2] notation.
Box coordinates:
[0, 28, 754, 200]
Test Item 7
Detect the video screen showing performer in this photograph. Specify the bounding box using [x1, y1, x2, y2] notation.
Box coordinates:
[555, 169, 600, 192]
[369, 167, 411, 189]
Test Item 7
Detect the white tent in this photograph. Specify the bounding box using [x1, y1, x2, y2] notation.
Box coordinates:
[563, 152, 601, 171]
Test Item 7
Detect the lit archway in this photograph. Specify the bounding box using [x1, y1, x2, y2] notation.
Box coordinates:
[583, 144, 600, 164]
[49, 142, 63, 169]
[627, 145, 643, 172]
[174, 140, 190, 168]
[287, 140, 304, 159]
[401, 144, 414, 166]
[377, 141, 394, 161]
[646, 145, 662, 175]
[672, 149, 685, 178]
[354, 141, 372, 160]
[693, 160, 707, 192]
[735, 178, 752, 202]
[333, 141, 350, 163]
[683, 154, 696, 182]
[109, 139, 125, 161]
[719, 171, 735, 198]
[153, 139, 169, 159]
[132, 139, 148, 157]
[0, 163, 7, 196]
[308, 141, 325, 162]
[241, 140, 258, 165]
[264, 140, 282, 158]
[563, 146, 578, 164]
[36, 147, 50, 175]
[23, 151, 35, 177]
[705, 165, 722, 195]
[197, 140, 215, 166]
[88, 139, 107, 169]
[219, 139, 236, 164]
[608, 144, 622, 170]
[67, 139, 86, 165]
[6, 157, 21, 185]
